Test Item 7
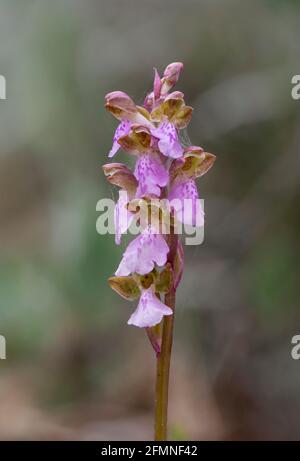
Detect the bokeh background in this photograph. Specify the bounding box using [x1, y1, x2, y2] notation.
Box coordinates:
[0, 0, 300, 440]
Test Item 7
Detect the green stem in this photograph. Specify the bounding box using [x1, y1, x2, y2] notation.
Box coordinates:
[154, 289, 175, 440]
[154, 231, 177, 441]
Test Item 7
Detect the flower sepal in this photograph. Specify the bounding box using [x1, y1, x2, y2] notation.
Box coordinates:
[103, 163, 138, 194]
[170, 147, 216, 183]
[105, 91, 151, 126]
[154, 264, 173, 293]
[105, 91, 137, 120]
[108, 275, 141, 300]
[118, 124, 153, 154]
[184, 147, 216, 178]
[150, 91, 193, 129]
[132, 264, 173, 294]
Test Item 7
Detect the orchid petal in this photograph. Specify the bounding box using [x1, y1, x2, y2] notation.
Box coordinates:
[115, 227, 169, 276]
[134, 153, 168, 197]
[128, 287, 172, 328]
[169, 178, 204, 227]
[114, 191, 134, 245]
[108, 120, 131, 158]
[152, 122, 184, 159]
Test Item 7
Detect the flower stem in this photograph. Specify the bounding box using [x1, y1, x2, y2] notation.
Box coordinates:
[154, 231, 177, 441]
[154, 289, 175, 440]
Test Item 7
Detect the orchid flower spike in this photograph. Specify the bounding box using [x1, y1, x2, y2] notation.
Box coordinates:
[103, 62, 216, 331]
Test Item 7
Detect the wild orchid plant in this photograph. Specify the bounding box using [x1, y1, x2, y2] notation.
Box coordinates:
[103, 62, 215, 440]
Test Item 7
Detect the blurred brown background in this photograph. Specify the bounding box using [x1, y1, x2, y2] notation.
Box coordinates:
[0, 0, 300, 440]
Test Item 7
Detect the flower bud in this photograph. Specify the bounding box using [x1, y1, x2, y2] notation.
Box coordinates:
[161, 62, 184, 95]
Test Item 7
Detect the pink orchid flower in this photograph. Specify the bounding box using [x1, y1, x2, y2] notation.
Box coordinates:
[116, 226, 169, 277]
[128, 287, 172, 328]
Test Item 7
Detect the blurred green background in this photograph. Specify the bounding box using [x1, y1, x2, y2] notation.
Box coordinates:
[0, 0, 300, 440]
